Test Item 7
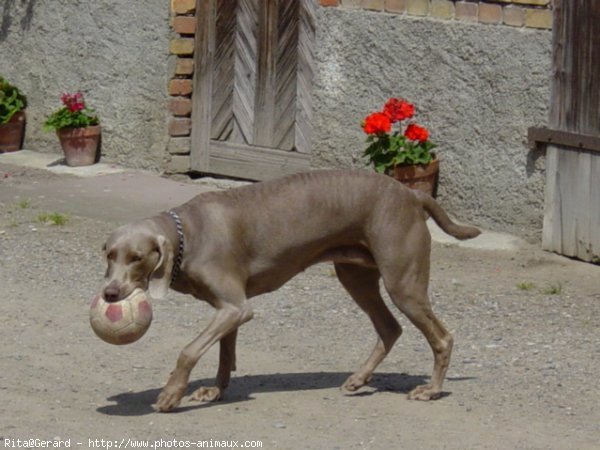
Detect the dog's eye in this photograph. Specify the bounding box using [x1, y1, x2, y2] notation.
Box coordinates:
[130, 253, 143, 263]
[107, 251, 116, 261]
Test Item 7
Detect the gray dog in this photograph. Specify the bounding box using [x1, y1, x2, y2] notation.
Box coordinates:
[101, 169, 480, 412]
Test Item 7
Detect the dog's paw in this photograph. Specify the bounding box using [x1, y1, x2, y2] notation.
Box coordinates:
[341, 373, 370, 393]
[154, 385, 186, 412]
[407, 384, 442, 401]
[190, 386, 222, 403]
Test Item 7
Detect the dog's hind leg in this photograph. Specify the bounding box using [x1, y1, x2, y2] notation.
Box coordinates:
[387, 287, 453, 400]
[376, 228, 453, 401]
[335, 263, 402, 392]
[382, 253, 453, 400]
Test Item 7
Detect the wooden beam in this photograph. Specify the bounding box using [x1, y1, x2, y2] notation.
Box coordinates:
[207, 140, 310, 180]
[528, 127, 600, 154]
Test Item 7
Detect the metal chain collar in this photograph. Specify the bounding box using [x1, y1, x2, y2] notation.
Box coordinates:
[167, 210, 184, 285]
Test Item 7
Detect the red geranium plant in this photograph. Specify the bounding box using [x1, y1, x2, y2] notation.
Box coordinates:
[362, 98, 435, 174]
[44, 92, 99, 131]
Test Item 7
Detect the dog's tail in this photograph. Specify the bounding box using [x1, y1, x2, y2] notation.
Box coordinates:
[414, 191, 481, 240]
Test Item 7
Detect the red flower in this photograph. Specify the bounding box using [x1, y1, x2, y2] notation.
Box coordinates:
[61, 92, 86, 113]
[383, 98, 414, 122]
[362, 112, 391, 135]
[404, 123, 429, 143]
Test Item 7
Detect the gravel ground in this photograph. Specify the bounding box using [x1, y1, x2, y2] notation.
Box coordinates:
[1, 165, 599, 449]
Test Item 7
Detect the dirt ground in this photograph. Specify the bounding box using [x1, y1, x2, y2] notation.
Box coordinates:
[1, 165, 599, 450]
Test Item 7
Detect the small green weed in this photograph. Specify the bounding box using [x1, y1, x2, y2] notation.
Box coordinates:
[543, 282, 563, 296]
[37, 212, 69, 226]
[516, 282, 536, 291]
[17, 198, 31, 209]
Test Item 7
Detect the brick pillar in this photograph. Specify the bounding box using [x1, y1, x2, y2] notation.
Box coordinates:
[167, 0, 196, 169]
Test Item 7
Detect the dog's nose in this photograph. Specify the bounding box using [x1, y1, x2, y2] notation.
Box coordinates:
[103, 285, 120, 303]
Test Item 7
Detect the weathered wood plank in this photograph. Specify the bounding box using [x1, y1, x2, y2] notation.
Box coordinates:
[233, 0, 259, 145]
[294, 0, 316, 154]
[556, 148, 579, 257]
[590, 154, 600, 261]
[272, 0, 299, 150]
[542, 145, 560, 252]
[550, 0, 600, 134]
[574, 150, 592, 260]
[210, 0, 237, 141]
[253, 0, 278, 148]
[208, 140, 310, 180]
[191, 0, 216, 171]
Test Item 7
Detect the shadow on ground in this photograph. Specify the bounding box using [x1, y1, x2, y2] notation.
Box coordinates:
[97, 372, 475, 416]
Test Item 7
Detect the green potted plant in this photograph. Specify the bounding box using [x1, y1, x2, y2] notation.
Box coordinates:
[44, 92, 101, 166]
[362, 97, 439, 196]
[0, 76, 27, 153]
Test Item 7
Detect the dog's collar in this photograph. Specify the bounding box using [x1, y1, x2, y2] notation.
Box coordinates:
[167, 210, 184, 285]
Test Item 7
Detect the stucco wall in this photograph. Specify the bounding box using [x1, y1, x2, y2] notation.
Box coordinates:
[312, 8, 551, 241]
[0, 0, 170, 170]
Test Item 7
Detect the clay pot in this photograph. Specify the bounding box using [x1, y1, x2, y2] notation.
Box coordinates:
[57, 125, 101, 167]
[0, 111, 26, 152]
[390, 157, 439, 197]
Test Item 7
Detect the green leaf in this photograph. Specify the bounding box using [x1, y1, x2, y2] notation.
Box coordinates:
[43, 107, 99, 131]
[0, 76, 27, 124]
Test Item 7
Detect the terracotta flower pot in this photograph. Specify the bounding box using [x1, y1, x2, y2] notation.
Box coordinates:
[390, 157, 439, 197]
[0, 111, 26, 153]
[57, 125, 101, 167]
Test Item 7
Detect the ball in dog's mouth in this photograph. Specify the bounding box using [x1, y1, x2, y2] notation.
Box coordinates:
[89, 288, 153, 345]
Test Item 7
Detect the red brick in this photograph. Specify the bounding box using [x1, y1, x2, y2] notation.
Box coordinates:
[385, 0, 406, 13]
[169, 118, 192, 137]
[525, 9, 552, 29]
[170, 38, 195, 56]
[168, 79, 193, 96]
[175, 58, 194, 76]
[172, 16, 196, 35]
[169, 97, 193, 117]
[168, 137, 192, 155]
[362, 0, 384, 11]
[479, 3, 502, 24]
[455, 1, 478, 22]
[503, 5, 525, 27]
[171, 0, 195, 15]
[319, 0, 340, 6]
[407, 0, 429, 16]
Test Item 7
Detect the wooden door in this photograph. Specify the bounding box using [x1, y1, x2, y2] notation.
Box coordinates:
[539, 0, 600, 263]
[191, 0, 315, 180]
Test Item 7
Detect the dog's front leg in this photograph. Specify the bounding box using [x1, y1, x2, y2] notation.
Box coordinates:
[154, 304, 252, 412]
[189, 329, 237, 402]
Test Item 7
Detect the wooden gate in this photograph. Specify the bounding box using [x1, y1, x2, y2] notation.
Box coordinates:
[529, 0, 600, 263]
[191, 0, 315, 180]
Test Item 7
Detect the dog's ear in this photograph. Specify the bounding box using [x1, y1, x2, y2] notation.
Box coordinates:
[148, 235, 174, 300]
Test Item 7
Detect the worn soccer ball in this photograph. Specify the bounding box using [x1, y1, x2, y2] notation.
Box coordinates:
[89, 288, 153, 345]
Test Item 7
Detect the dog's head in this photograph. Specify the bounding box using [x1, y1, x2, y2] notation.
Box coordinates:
[102, 221, 174, 301]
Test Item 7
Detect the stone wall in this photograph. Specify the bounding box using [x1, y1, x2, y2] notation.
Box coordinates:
[0, 0, 171, 170]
